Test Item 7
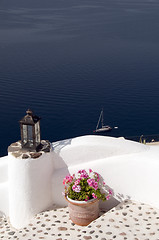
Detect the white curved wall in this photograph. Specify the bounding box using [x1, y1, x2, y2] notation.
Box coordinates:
[0, 135, 159, 228]
[52, 135, 159, 209]
[52, 135, 148, 169]
[8, 151, 54, 229]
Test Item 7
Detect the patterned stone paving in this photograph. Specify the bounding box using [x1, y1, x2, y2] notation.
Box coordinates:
[0, 200, 159, 240]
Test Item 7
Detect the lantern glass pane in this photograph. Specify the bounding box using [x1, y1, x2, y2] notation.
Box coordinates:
[27, 125, 33, 147]
[35, 122, 40, 144]
[22, 125, 27, 144]
[27, 125, 33, 141]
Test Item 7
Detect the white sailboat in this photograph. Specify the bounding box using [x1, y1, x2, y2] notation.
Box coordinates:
[94, 109, 112, 133]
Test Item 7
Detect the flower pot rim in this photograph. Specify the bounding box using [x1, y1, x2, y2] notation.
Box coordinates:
[65, 195, 99, 205]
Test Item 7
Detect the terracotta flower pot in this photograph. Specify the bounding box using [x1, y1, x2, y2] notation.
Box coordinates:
[65, 196, 99, 226]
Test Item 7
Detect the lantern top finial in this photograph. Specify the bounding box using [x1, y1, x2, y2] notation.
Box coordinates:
[26, 109, 33, 116]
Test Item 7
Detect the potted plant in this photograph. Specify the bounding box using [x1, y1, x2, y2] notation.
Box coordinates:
[63, 169, 112, 226]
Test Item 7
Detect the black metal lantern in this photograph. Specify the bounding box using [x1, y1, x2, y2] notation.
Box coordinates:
[19, 109, 41, 151]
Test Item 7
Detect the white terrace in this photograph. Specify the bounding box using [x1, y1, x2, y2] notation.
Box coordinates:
[0, 135, 159, 239]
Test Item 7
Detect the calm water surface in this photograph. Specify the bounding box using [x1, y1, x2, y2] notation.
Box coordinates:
[0, 0, 159, 156]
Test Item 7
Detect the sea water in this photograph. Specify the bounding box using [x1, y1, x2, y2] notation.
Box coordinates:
[0, 0, 159, 156]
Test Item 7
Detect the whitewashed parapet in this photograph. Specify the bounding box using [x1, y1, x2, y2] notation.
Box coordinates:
[8, 141, 54, 229]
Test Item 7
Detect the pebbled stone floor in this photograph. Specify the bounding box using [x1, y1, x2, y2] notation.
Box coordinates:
[0, 200, 159, 240]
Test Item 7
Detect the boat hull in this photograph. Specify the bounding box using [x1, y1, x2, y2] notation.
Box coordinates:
[94, 126, 112, 133]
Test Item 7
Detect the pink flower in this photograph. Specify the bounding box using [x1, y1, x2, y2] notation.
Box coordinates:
[75, 179, 80, 185]
[87, 179, 93, 187]
[72, 184, 81, 192]
[63, 175, 74, 185]
[106, 195, 110, 200]
[109, 189, 113, 195]
[103, 181, 106, 185]
[87, 179, 98, 190]
[78, 169, 89, 179]
[89, 169, 93, 173]
[92, 193, 97, 199]
[94, 172, 99, 182]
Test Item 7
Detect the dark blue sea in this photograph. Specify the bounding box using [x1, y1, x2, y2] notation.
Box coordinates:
[0, 0, 159, 157]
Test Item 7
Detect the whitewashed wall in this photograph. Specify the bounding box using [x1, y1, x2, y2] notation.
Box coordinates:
[52, 135, 159, 210]
[0, 135, 159, 228]
[8, 151, 54, 229]
[0, 156, 9, 217]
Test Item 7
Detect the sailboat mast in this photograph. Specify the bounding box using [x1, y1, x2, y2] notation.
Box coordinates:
[96, 110, 102, 130]
[101, 109, 104, 127]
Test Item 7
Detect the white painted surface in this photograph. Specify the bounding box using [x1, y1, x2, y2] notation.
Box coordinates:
[0, 156, 9, 217]
[0, 135, 159, 229]
[0, 182, 9, 217]
[0, 156, 8, 183]
[52, 135, 148, 169]
[8, 151, 54, 229]
[52, 135, 159, 210]
[51, 167, 69, 207]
